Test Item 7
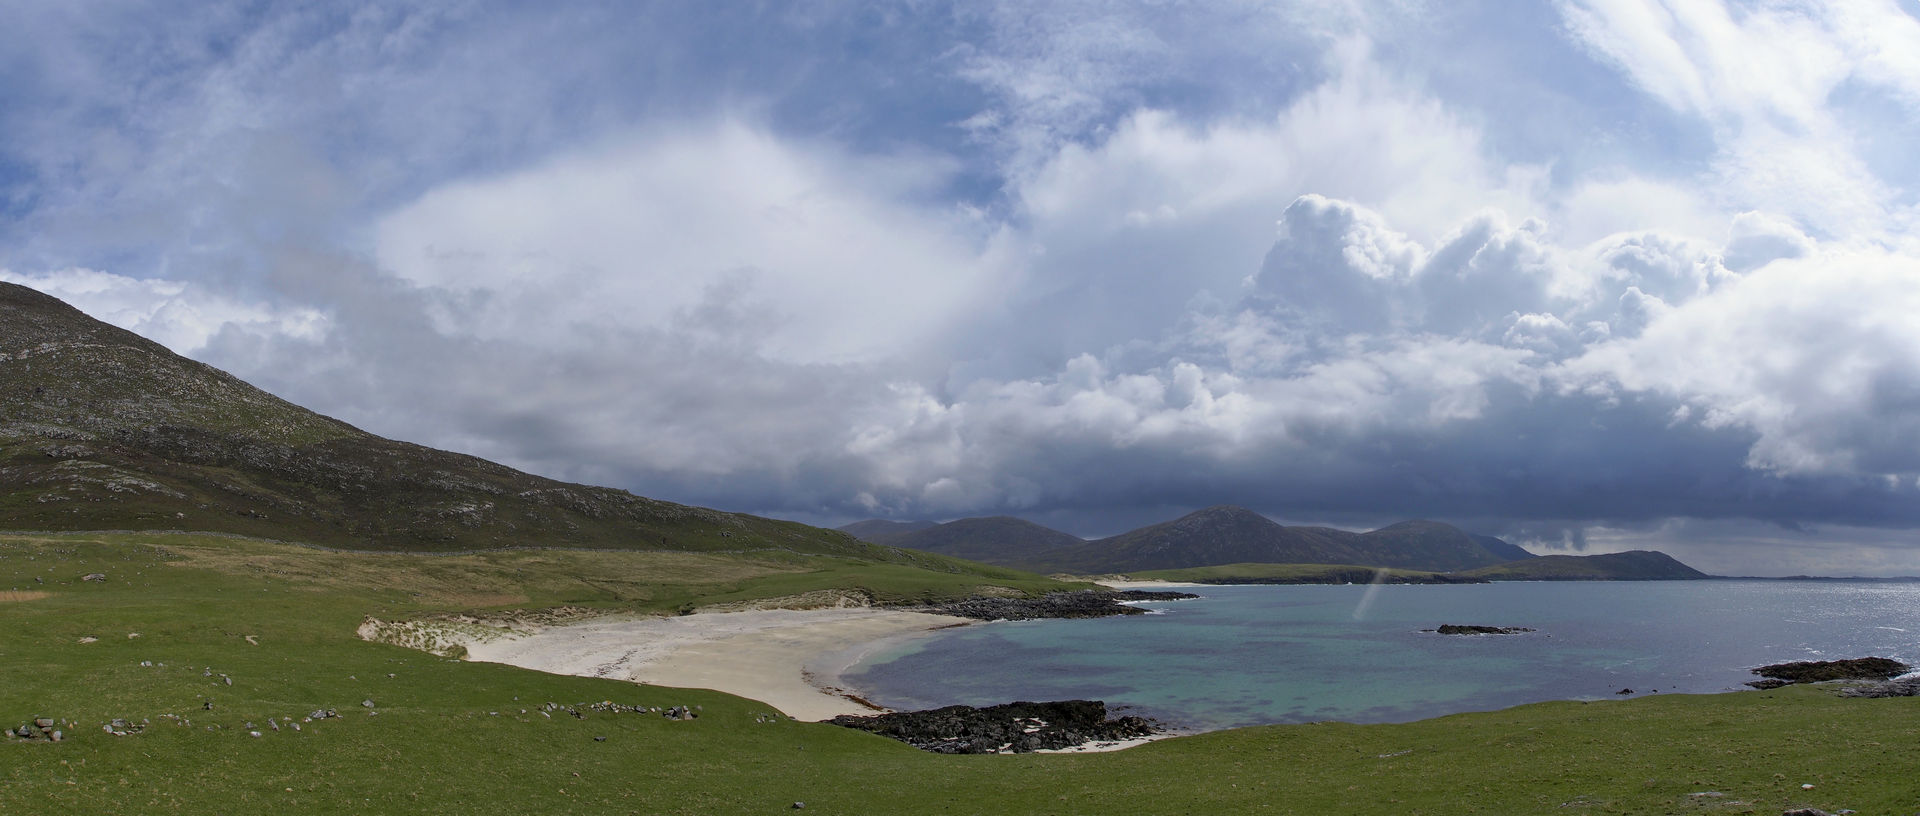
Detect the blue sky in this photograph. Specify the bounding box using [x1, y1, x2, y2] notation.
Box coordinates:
[7, 1, 1920, 574]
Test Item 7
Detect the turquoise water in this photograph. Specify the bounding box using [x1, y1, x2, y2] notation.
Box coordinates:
[844, 581, 1920, 731]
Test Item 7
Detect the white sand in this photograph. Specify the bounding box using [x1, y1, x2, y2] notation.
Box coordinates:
[458, 608, 971, 721]
[1097, 579, 1207, 589]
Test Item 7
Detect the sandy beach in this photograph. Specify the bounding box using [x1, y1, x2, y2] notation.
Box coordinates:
[1096, 579, 1208, 589]
[455, 608, 972, 721]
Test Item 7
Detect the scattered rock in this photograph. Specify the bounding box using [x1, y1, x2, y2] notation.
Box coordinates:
[1782, 809, 1831, 816]
[361, 699, 375, 708]
[1839, 677, 1920, 698]
[1617, 688, 1634, 695]
[76, 636, 98, 644]
[792, 803, 805, 810]
[81, 573, 105, 582]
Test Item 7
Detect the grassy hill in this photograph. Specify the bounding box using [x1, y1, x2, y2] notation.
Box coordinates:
[862, 516, 1086, 568]
[3, 530, 1911, 815]
[1462, 550, 1710, 581]
[837, 519, 937, 544]
[0, 281, 992, 578]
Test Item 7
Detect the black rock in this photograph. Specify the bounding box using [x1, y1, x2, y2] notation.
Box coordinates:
[1431, 624, 1534, 635]
[829, 700, 1160, 754]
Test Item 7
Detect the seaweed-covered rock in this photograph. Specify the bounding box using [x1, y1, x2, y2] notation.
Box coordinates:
[920, 590, 1197, 621]
[1430, 624, 1534, 635]
[1747, 657, 1911, 688]
[829, 700, 1159, 754]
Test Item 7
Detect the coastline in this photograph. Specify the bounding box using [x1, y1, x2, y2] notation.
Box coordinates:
[1096, 579, 1208, 589]
[452, 607, 973, 721]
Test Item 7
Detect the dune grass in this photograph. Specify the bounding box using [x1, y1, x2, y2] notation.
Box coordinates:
[3, 532, 1915, 814]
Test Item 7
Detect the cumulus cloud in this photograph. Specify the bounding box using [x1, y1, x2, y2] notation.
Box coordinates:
[373, 121, 1010, 365]
[10, 1, 1920, 573]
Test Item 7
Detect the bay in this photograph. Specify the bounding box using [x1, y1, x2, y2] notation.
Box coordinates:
[843, 581, 1920, 732]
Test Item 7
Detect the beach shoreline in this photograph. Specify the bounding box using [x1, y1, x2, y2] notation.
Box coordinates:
[447, 607, 975, 721]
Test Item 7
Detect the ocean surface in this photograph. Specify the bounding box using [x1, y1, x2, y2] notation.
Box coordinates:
[843, 581, 1920, 732]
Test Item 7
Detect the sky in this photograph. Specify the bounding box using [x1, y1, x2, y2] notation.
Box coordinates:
[6, 1, 1920, 575]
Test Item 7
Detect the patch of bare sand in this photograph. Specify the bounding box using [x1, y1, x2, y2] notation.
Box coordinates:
[0, 590, 51, 602]
[455, 608, 972, 721]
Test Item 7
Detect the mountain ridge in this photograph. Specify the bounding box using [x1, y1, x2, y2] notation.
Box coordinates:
[844, 506, 1550, 574]
[0, 281, 961, 569]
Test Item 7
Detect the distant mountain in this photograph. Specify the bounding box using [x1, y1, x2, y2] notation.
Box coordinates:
[873, 516, 1086, 566]
[1347, 520, 1524, 572]
[838, 519, 937, 545]
[1004, 506, 1517, 574]
[1461, 550, 1709, 581]
[0, 281, 967, 569]
[1472, 534, 1535, 562]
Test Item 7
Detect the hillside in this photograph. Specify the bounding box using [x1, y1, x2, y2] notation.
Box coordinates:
[864, 516, 1086, 567]
[839, 519, 937, 544]
[0, 281, 987, 574]
[1461, 550, 1710, 581]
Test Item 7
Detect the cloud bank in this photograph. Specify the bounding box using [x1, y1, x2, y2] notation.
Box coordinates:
[7, 1, 1920, 574]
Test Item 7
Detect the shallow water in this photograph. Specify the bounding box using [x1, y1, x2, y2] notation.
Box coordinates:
[844, 581, 1920, 731]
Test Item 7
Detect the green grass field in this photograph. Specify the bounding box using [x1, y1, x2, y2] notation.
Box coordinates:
[4, 532, 1916, 814]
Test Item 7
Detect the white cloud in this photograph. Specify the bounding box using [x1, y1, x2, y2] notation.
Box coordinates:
[1560, 247, 1920, 478]
[0, 267, 326, 354]
[373, 122, 1010, 365]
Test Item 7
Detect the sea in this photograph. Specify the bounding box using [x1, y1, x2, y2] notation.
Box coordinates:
[842, 580, 1920, 732]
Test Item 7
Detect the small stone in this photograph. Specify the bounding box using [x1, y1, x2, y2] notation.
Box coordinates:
[593, 736, 606, 742]
[249, 731, 262, 738]
[362, 699, 375, 708]
[49, 731, 61, 742]
[1802, 783, 1816, 790]
[34, 718, 53, 729]
[792, 802, 805, 810]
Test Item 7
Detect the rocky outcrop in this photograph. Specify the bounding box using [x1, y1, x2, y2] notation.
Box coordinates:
[1429, 624, 1535, 635]
[1746, 657, 1911, 689]
[1840, 677, 1920, 698]
[829, 700, 1158, 754]
[919, 589, 1197, 621]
